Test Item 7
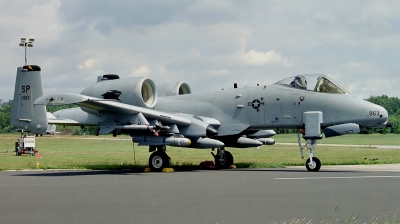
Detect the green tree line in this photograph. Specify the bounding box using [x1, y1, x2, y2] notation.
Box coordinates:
[1, 95, 400, 134]
[365, 95, 400, 134]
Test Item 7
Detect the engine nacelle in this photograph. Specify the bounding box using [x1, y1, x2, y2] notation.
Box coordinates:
[324, 123, 360, 138]
[157, 81, 191, 97]
[81, 75, 157, 109]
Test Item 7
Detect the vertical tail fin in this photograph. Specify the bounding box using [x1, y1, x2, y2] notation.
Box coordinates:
[10, 65, 48, 134]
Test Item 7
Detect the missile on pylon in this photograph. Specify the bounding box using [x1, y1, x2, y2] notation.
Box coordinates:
[132, 136, 191, 147]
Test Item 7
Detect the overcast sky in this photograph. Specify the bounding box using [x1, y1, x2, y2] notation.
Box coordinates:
[1, 0, 400, 102]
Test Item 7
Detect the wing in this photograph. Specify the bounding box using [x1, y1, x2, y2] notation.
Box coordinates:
[35, 93, 275, 148]
[36, 93, 191, 126]
[35, 93, 222, 147]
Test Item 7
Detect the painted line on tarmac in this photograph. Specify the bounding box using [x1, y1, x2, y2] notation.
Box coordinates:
[275, 175, 400, 180]
[288, 164, 400, 172]
[277, 143, 400, 149]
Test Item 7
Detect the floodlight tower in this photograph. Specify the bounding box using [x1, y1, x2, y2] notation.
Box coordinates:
[19, 38, 34, 65]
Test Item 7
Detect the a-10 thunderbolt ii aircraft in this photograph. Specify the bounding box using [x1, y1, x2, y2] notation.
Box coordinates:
[11, 65, 390, 171]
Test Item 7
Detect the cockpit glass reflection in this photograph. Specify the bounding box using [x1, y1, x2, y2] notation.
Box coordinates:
[314, 76, 346, 94]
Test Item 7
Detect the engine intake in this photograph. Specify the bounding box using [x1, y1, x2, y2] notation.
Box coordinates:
[158, 81, 191, 97]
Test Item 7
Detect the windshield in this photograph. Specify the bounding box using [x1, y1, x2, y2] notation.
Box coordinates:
[274, 74, 349, 94]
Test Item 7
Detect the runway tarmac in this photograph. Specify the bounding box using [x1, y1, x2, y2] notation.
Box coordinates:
[1, 164, 400, 224]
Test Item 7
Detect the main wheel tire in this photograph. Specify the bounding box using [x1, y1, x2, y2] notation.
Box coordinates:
[149, 151, 170, 172]
[305, 157, 321, 172]
[215, 151, 234, 169]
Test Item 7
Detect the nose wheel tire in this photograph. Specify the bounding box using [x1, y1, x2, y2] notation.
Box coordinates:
[305, 157, 321, 172]
[149, 151, 170, 172]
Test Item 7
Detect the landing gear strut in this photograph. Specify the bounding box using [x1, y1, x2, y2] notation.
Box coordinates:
[297, 131, 322, 172]
[148, 146, 170, 172]
[298, 111, 324, 172]
[211, 147, 234, 169]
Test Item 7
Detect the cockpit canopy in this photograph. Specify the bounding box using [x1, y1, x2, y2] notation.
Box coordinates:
[274, 74, 349, 94]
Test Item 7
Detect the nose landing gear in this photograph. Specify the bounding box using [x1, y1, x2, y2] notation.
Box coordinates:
[299, 111, 323, 172]
[298, 132, 322, 172]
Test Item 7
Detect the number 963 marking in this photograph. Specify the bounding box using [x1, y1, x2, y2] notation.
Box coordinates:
[369, 111, 380, 116]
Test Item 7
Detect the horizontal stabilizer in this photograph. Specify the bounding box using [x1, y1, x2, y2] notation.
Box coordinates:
[47, 112, 79, 125]
[35, 93, 92, 105]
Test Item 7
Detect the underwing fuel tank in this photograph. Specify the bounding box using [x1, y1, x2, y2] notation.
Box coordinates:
[247, 130, 276, 138]
[256, 138, 275, 145]
[236, 137, 263, 147]
[132, 136, 191, 147]
[190, 138, 224, 148]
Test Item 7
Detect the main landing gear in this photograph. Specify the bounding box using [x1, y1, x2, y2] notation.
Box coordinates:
[211, 147, 234, 169]
[148, 146, 171, 172]
[147, 146, 234, 172]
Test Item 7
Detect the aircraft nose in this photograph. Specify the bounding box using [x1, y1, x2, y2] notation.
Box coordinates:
[369, 104, 389, 126]
[377, 105, 388, 121]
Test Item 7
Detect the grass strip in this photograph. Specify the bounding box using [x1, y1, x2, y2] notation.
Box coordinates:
[1, 134, 400, 171]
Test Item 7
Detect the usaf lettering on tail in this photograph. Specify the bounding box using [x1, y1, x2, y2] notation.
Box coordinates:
[11, 65, 391, 172]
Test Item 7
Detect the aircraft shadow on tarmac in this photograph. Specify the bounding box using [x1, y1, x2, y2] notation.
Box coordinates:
[13, 170, 145, 177]
[12, 167, 359, 177]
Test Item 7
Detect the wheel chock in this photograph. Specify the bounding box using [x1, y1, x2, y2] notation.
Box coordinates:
[162, 168, 174, 172]
[144, 167, 174, 172]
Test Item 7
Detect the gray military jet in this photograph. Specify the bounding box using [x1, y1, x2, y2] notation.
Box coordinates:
[11, 65, 390, 171]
